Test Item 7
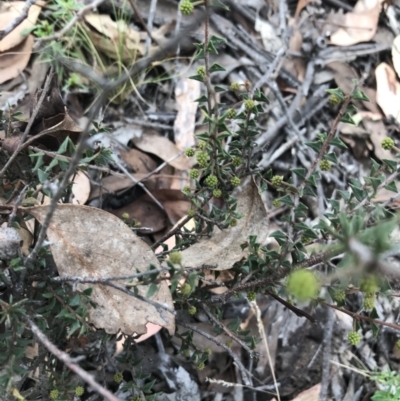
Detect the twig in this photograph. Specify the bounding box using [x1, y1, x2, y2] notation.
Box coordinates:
[0, 0, 40, 41]
[0, 68, 54, 179]
[33, 0, 106, 50]
[200, 304, 256, 357]
[319, 307, 334, 401]
[144, 0, 158, 56]
[177, 320, 253, 386]
[25, 317, 121, 401]
[8, 185, 29, 227]
[127, 0, 157, 44]
[250, 301, 280, 401]
[320, 301, 400, 332]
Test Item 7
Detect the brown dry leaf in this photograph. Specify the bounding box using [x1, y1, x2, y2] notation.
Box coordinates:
[181, 181, 269, 270]
[0, 35, 34, 84]
[27, 204, 175, 336]
[121, 148, 158, 174]
[329, 0, 382, 46]
[173, 78, 200, 150]
[140, 189, 191, 225]
[109, 198, 169, 234]
[294, 0, 315, 19]
[392, 34, 400, 78]
[133, 131, 193, 170]
[359, 112, 395, 160]
[375, 62, 400, 123]
[30, 111, 82, 150]
[83, 13, 144, 62]
[290, 384, 321, 401]
[0, 1, 44, 52]
[373, 186, 400, 206]
[283, 19, 305, 81]
[70, 171, 91, 205]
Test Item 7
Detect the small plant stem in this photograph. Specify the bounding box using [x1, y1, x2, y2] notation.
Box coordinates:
[200, 304, 256, 357]
[297, 94, 353, 196]
[320, 300, 400, 332]
[177, 320, 253, 386]
[25, 317, 120, 401]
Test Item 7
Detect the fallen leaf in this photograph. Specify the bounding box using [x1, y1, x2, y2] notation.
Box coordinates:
[70, 171, 91, 205]
[133, 131, 193, 170]
[83, 13, 144, 62]
[181, 181, 269, 270]
[329, 0, 381, 46]
[392, 34, 400, 78]
[173, 78, 200, 150]
[0, 35, 34, 84]
[294, 0, 315, 19]
[290, 384, 321, 401]
[27, 205, 175, 336]
[121, 148, 158, 174]
[0, 1, 44, 52]
[375, 62, 400, 122]
[109, 197, 168, 234]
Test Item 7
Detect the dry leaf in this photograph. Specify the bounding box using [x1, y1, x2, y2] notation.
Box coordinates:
[70, 171, 91, 205]
[173, 78, 200, 150]
[133, 131, 193, 170]
[27, 205, 175, 336]
[121, 148, 158, 174]
[83, 13, 144, 62]
[181, 181, 269, 270]
[392, 34, 400, 78]
[0, 35, 34, 84]
[109, 198, 169, 234]
[329, 0, 381, 46]
[0, 1, 44, 52]
[375, 62, 400, 122]
[290, 384, 321, 401]
[294, 0, 315, 19]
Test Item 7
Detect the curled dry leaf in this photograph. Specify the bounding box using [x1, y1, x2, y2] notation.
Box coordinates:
[0, 1, 44, 52]
[375, 62, 400, 123]
[329, 0, 381, 46]
[27, 205, 175, 336]
[181, 181, 269, 270]
[0, 35, 34, 85]
[133, 131, 193, 170]
[83, 13, 144, 62]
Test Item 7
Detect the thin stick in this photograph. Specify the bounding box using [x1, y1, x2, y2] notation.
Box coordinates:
[0, 0, 40, 41]
[26, 318, 121, 401]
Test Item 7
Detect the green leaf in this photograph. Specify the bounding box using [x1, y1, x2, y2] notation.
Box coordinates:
[324, 152, 338, 164]
[382, 159, 398, 172]
[326, 88, 345, 101]
[291, 168, 306, 179]
[188, 74, 204, 82]
[269, 230, 287, 246]
[340, 112, 356, 125]
[209, 62, 226, 73]
[349, 184, 367, 202]
[330, 137, 348, 148]
[384, 181, 398, 193]
[351, 88, 370, 102]
[253, 88, 270, 103]
[146, 283, 159, 298]
[194, 95, 208, 103]
[277, 194, 294, 207]
[305, 141, 322, 153]
[214, 85, 226, 92]
[303, 186, 317, 197]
